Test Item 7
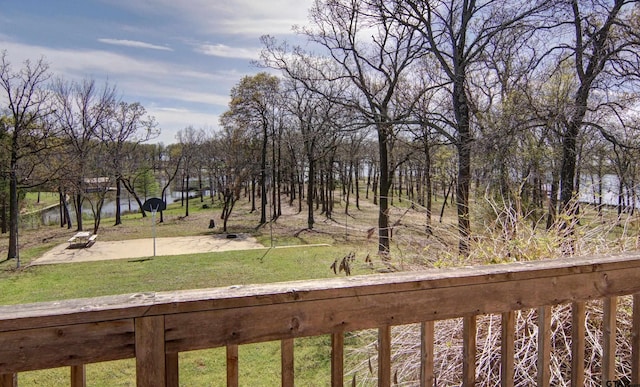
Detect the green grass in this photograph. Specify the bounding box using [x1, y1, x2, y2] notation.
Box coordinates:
[0, 245, 375, 305]
[17, 335, 369, 386]
[2, 244, 376, 386]
[22, 191, 60, 212]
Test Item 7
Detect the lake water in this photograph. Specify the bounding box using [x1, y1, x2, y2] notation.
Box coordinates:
[40, 189, 212, 225]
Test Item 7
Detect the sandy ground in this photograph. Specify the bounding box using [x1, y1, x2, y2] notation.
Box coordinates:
[31, 234, 265, 265]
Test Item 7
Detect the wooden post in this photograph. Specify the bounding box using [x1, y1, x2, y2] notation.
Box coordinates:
[226, 345, 239, 387]
[633, 293, 640, 384]
[135, 316, 166, 387]
[501, 311, 514, 387]
[378, 325, 391, 387]
[571, 302, 585, 387]
[0, 374, 16, 387]
[70, 365, 86, 387]
[602, 297, 617, 383]
[537, 306, 551, 387]
[420, 321, 434, 387]
[463, 315, 476, 387]
[165, 352, 179, 387]
[331, 333, 344, 387]
[281, 339, 294, 387]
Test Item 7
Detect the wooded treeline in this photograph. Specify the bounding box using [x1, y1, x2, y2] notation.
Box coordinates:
[2, 0, 640, 264]
[230, 0, 640, 257]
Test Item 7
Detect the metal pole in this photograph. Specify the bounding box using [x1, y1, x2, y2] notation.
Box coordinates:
[152, 206, 157, 257]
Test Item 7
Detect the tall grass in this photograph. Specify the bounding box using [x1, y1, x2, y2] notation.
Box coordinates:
[347, 197, 640, 386]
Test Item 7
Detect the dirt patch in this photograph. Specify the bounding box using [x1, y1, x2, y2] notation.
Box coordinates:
[31, 234, 265, 265]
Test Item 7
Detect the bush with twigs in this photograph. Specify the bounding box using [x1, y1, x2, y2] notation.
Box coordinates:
[346, 197, 640, 385]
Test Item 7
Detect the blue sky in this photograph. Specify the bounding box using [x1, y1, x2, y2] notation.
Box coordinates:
[0, 0, 312, 144]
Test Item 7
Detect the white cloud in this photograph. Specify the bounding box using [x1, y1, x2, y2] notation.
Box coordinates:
[98, 38, 173, 51]
[195, 43, 259, 60]
[148, 106, 220, 144]
[105, 0, 311, 36]
[0, 41, 231, 144]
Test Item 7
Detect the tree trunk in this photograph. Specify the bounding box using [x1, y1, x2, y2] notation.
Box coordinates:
[121, 179, 147, 218]
[307, 156, 315, 229]
[2, 191, 8, 234]
[114, 178, 122, 226]
[453, 76, 472, 257]
[251, 178, 256, 213]
[260, 123, 268, 225]
[355, 160, 360, 210]
[345, 161, 353, 215]
[185, 174, 190, 217]
[377, 123, 391, 255]
[7, 165, 18, 261]
[424, 137, 432, 234]
[546, 172, 559, 230]
[75, 191, 84, 232]
[199, 171, 204, 203]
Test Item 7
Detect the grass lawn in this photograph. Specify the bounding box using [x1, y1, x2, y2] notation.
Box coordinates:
[4, 189, 637, 385]
[3, 245, 376, 386]
[3, 244, 378, 386]
[0, 245, 376, 304]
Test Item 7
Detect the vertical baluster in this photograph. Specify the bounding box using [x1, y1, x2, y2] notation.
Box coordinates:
[378, 325, 391, 387]
[537, 305, 551, 387]
[281, 339, 294, 387]
[331, 332, 344, 387]
[571, 301, 585, 387]
[501, 311, 514, 387]
[135, 316, 166, 387]
[463, 315, 476, 387]
[0, 373, 16, 387]
[420, 321, 434, 387]
[633, 293, 640, 384]
[226, 345, 238, 387]
[70, 365, 85, 387]
[602, 297, 617, 383]
[165, 352, 179, 387]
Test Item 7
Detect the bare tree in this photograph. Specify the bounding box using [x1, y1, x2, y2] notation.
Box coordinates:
[222, 73, 280, 226]
[262, 0, 428, 255]
[176, 126, 205, 217]
[394, 0, 553, 256]
[98, 101, 158, 225]
[282, 77, 344, 230]
[158, 143, 183, 223]
[214, 122, 255, 232]
[553, 0, 640, 234]
[0, 52, 58, 264]
[53, 78, 116, 232]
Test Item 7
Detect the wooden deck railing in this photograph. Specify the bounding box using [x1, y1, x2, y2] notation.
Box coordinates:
[2, 252, 640, 386]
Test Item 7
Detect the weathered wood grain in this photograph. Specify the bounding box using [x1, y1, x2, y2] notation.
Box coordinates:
[420, 321, 434, 387]
[226, 345, 238, 387]
[135, 316, 165, 387]
[0, 373, 15, 387]
[0, 319, 134, 373]
[463, 315, 477, 387]
[163, 263, 640, 352]
[3, 253, 640, 333]
[537, 305, 551, 387]
[331, 332, 344, 387]
[70, 364, 85, 387]
[501, 311, 514, 387]
[602, 297, 617, 383]
[281, 339, 294, 387]
[571, 301, 585, 387]
[0, 253, 640, 384]
[165, 352, 179, 387]
[378, 325, 391, 387]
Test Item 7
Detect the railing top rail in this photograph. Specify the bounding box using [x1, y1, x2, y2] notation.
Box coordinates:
[3, 252, 640, 334]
